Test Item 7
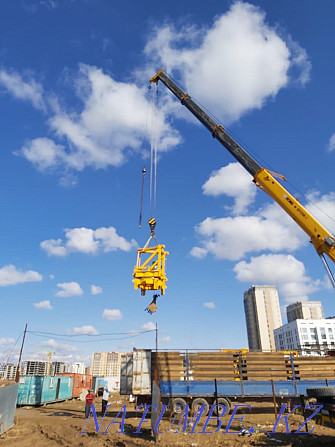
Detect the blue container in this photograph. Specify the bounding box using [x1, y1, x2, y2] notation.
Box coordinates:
[92, 377, 107, 394]
[17, 375, 73, 405]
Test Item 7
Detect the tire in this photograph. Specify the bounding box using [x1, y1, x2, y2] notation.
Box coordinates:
[170, 397, 187, 414]
[306, 387, 335, 398]
[214, 397, 231, 416]
[191, 398, 209, 416]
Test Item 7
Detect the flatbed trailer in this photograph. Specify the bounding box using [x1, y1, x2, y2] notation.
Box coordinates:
[121, 349, 335, 413]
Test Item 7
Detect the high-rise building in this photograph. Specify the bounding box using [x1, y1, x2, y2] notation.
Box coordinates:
[91, 352, 121, 377]
[274, 318, 335, 355]
[244, 285, 283, 351]
[286, 301, 324, 322]
[51, 361, 66, 375]
[0, 363, 18, 380]
[22, 360, 47, 376]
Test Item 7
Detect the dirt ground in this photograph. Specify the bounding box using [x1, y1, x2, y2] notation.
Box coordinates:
[1, 395, 335, 447]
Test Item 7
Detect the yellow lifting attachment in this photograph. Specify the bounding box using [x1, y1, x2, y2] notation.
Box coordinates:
[132, 218, 169, 296]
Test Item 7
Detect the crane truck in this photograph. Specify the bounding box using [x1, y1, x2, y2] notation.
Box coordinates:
[149, 69, 335, 288]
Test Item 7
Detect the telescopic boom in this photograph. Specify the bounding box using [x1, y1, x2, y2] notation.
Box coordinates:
[150, 69, 335, 286]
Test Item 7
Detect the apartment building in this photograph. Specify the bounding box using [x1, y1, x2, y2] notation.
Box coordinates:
[244, 285, 282, 351]
[286, 301, 324, 322]
[274, 318, 335, 355]
[91, 352, 121, 377]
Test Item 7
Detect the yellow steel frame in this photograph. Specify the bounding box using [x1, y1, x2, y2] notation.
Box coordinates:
[133, 244, 169, 295]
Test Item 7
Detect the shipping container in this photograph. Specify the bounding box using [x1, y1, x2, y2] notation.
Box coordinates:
[58, 373, 92, 398]
[17, 375, 73, 405]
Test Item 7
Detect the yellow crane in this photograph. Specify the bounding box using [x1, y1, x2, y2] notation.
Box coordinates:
[149, 69, 335, 288]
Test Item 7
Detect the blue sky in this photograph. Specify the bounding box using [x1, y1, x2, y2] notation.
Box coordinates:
[1, 0, 335, 366]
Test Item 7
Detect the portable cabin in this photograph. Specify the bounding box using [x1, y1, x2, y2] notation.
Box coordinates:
[58, 373, 92, 398]
[17, 375, 73, 405]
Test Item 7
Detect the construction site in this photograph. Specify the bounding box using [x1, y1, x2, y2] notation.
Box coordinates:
[1, 2, 335, 446]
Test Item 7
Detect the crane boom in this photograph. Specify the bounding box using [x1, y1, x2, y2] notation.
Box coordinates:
[149, 69, 335, 272]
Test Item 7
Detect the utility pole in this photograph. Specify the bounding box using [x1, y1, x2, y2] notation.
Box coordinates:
[15, 324, 28, 383]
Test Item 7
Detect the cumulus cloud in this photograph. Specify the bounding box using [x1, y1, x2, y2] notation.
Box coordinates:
[90, 285, 103, 295]
[20, 138, 66, 171]
[37, 338, 77, 361]
[0, 338, 16, 362]
[0, 69, 45, 110]
[41, 226, 137, 256]
[0, 264, 43, 286]
[142, 321, 156, 331]
[34, 300, 52, 310]
[328, 134, 335, 152]
[1, 2, 310, 181]
[73, 325, 98, 335]
[160, 336, 171, 343]
[55, 281, 83, 297]
[191, 201, 307, 261]
[233, 254, 320, 302]
[203, 302, 216, 309]
[202, 163, 256, 214]
[102, 308, 122, 320]
[144, 1, 310, 124]
[16, 65, 181, 175]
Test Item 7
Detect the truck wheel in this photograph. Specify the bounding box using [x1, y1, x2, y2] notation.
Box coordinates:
[191, 398, 209, 416]
[214, 398, 231, 416]
[170, 398, 187, 414]
[307, 387, 335, 398]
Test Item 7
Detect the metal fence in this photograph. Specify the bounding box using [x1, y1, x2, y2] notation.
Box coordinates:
[0, 383, 18, 435]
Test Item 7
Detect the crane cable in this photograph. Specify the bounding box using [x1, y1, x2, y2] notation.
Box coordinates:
[138, 83, 159, 229]
[149, 81, 159, 219]
[138, 167, 146, 228]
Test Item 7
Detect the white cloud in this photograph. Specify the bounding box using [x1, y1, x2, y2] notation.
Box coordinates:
[4, 3, 310, 182]
[41, 226, 137, 256]
[0, 264, 43, 286]
[191, 201, 307, 261]
[0, 69, 45, 110]
[203, 302, 216, 309]
[55, 281, 83, 297]
[73, 325, 98, 335]
[233, 253, 320, 302]
[142, 321, 156, 331]
[0, 338, 15, 362]
[20, 138, 66, 171]
[34, 300, 52, 310]
[90, 284, 103, 295]
[36, 339, 77, 362]
[17, 64, 181, 174]
[328, 134, 335, 152]
[144, 2, 310, 124]
[0, 337, 15, 348]
[202, 163, 256, 214]
[160, 336, 171, 343]
[102, 308, 122, 320]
